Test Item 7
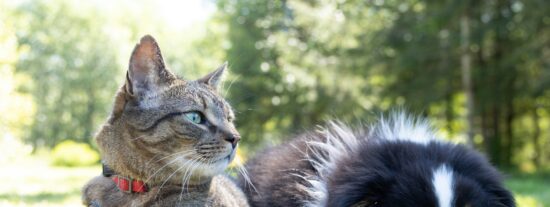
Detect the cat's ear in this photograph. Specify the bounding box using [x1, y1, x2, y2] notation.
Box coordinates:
[198, 62, 227, 90]
[125, 35, 175, 98]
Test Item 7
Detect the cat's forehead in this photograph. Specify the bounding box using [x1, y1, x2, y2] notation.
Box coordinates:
[184, 81, 226, 102]
[135, 79, 232, 115]
[165, 81, 231, 112]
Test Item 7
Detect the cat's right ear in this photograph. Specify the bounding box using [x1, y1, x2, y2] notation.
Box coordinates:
[125, 35, 175, 99]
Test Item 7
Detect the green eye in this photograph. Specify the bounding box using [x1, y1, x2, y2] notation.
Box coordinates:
[184, 112, 202, 124]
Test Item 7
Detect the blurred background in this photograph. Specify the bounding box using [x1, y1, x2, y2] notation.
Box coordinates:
[0, 0, 548, 206]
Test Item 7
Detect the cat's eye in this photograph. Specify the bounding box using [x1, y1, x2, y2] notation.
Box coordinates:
[184, 112, 203, 124]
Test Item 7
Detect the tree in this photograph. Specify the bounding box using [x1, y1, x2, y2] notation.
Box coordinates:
[216, 0, 550, 168]
[14, 0, 120, 148]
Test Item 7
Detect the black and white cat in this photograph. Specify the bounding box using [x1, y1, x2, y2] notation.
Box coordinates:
[240, 112, 515, 207]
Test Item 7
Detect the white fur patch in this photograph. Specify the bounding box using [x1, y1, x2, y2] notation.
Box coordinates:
[370, 112, 435, 145]
[432, 165, 455, 207]
[301, 121, 360, 207]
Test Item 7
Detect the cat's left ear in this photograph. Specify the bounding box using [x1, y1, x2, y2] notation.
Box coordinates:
[198, 62, 227, 90]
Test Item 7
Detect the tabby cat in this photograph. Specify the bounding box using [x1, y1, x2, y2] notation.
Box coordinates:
[82, 35, 248, 207]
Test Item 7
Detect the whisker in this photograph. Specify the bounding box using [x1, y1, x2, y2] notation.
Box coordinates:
[233, 157, 258, 194]
[178, 158, 198, 204]
[145, 150, 194, 166]
[182, 158, 199, 191]
[144, 152, 194, 184]
[178, 157, 205, 203]
[154, 157, 198, 200]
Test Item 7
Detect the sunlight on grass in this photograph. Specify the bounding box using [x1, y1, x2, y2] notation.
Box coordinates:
[0, 156, 99, 207]
[515, 195, 544, 207]
[506, 173, 550, 207]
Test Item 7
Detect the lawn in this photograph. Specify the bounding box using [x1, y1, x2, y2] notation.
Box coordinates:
[506, 172, 550, 207]
[1, 156, 548, 207]
[0, 156, 100, 207]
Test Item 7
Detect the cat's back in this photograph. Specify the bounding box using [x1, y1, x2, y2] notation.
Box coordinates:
[239, 133, 322, 207]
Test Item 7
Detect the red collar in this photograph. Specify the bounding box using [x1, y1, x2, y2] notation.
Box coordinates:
[112, 175, 148, 193]
[102, 163, 148, 193]
[102, 162, 210, 194]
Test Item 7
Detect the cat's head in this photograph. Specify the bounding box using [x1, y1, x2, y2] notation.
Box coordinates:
[97, 35, 239, 185]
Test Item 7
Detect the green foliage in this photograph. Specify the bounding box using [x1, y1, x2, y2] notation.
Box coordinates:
[218, 0, 550, 169]
[13, 0, 121, 148]
[0, 0, 36, 145]
[1, 0, 548, 171]
[218, 0, 388, 147]
[51, 140, 99, 167]
[367, 0, 550, 168]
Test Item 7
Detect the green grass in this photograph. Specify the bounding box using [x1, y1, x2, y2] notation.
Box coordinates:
[1, 156, 548, 207]
[0, 156, 100, 207]
[506, 172, 550, 207]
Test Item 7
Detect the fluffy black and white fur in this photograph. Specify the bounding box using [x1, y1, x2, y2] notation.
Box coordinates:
[239, 113, 515, 207]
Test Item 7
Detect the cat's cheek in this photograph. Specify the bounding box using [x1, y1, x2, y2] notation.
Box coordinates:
[126, 123, 176, 146]
[168, 121, 205, 140]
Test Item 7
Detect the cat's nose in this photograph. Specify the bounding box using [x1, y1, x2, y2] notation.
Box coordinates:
[224, 134, 241, 148]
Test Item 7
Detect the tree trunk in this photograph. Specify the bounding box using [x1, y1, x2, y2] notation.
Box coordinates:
[461, 13, 475, 147]
[440, 28, 454, 137]
[491, 105, 502, 166]
[504, 97, 514, 167]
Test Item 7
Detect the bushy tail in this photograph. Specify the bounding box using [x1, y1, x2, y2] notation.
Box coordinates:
[299, 112, 436, 206]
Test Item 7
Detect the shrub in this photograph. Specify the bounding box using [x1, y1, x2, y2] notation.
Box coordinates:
[51, 140, 99, 167]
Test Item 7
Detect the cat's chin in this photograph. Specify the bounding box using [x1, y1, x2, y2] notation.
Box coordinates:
[202, 152, 236, 176]
[192, 160, 228, 178]
[206, 152, 235, 173]
[173, 153, 234, 179]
